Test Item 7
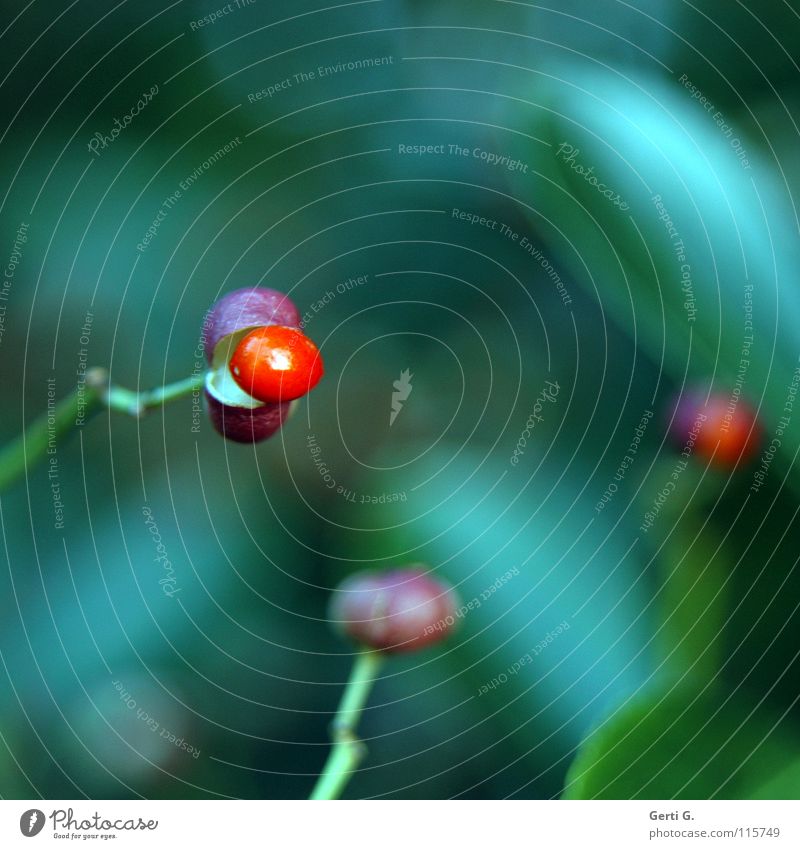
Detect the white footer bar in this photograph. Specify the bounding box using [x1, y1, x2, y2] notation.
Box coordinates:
[2, 800, 796, 847]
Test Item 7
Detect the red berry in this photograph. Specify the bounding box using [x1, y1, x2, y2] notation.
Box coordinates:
[229, 325, 323, 404]
[670, 391, 761, 467]
[329, 567, 460, 654]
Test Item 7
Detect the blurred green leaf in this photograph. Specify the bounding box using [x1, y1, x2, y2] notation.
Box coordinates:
[750, 760, 800, 800]
[654, 514, 731, 680]
[563, 685, 800, 799]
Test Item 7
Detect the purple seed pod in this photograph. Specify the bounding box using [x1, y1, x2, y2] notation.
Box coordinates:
[329, 567, 461, 654]
[201, 287, 300, 442]
[203, 287, 301, 366]
[204, 388, 291, 443]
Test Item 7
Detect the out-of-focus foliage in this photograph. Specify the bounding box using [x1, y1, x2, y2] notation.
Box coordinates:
[563, 685, 800, 799]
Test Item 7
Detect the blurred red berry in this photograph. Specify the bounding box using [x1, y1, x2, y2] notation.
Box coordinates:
[329, 567, 460, 653]
[670, 391, 761, 467]
[229, 325, 324, 404]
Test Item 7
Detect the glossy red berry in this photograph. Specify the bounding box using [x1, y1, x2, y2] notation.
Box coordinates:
[229, 325, 324, 404]
[670, 390, 761, 467]
[329, 567, 460, 654]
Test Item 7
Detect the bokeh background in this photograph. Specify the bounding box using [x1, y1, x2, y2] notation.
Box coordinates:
[1, 0, 800, 800]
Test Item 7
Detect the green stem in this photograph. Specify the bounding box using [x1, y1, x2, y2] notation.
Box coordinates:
[310, 650, 384, 800]
[103, 372, 206, 416]
[0, 368, 206, 493]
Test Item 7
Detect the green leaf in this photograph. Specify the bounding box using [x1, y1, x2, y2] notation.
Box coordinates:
[653, 514, 731, 679]
[563, 685, 800, 799]
[750, 760, 800, 800]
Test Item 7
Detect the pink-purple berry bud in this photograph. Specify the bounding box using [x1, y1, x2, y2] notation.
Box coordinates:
[329, 567, 460, 653]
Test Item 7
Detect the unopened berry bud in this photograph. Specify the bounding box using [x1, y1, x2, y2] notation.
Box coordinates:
[329, 567, 460, 653]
